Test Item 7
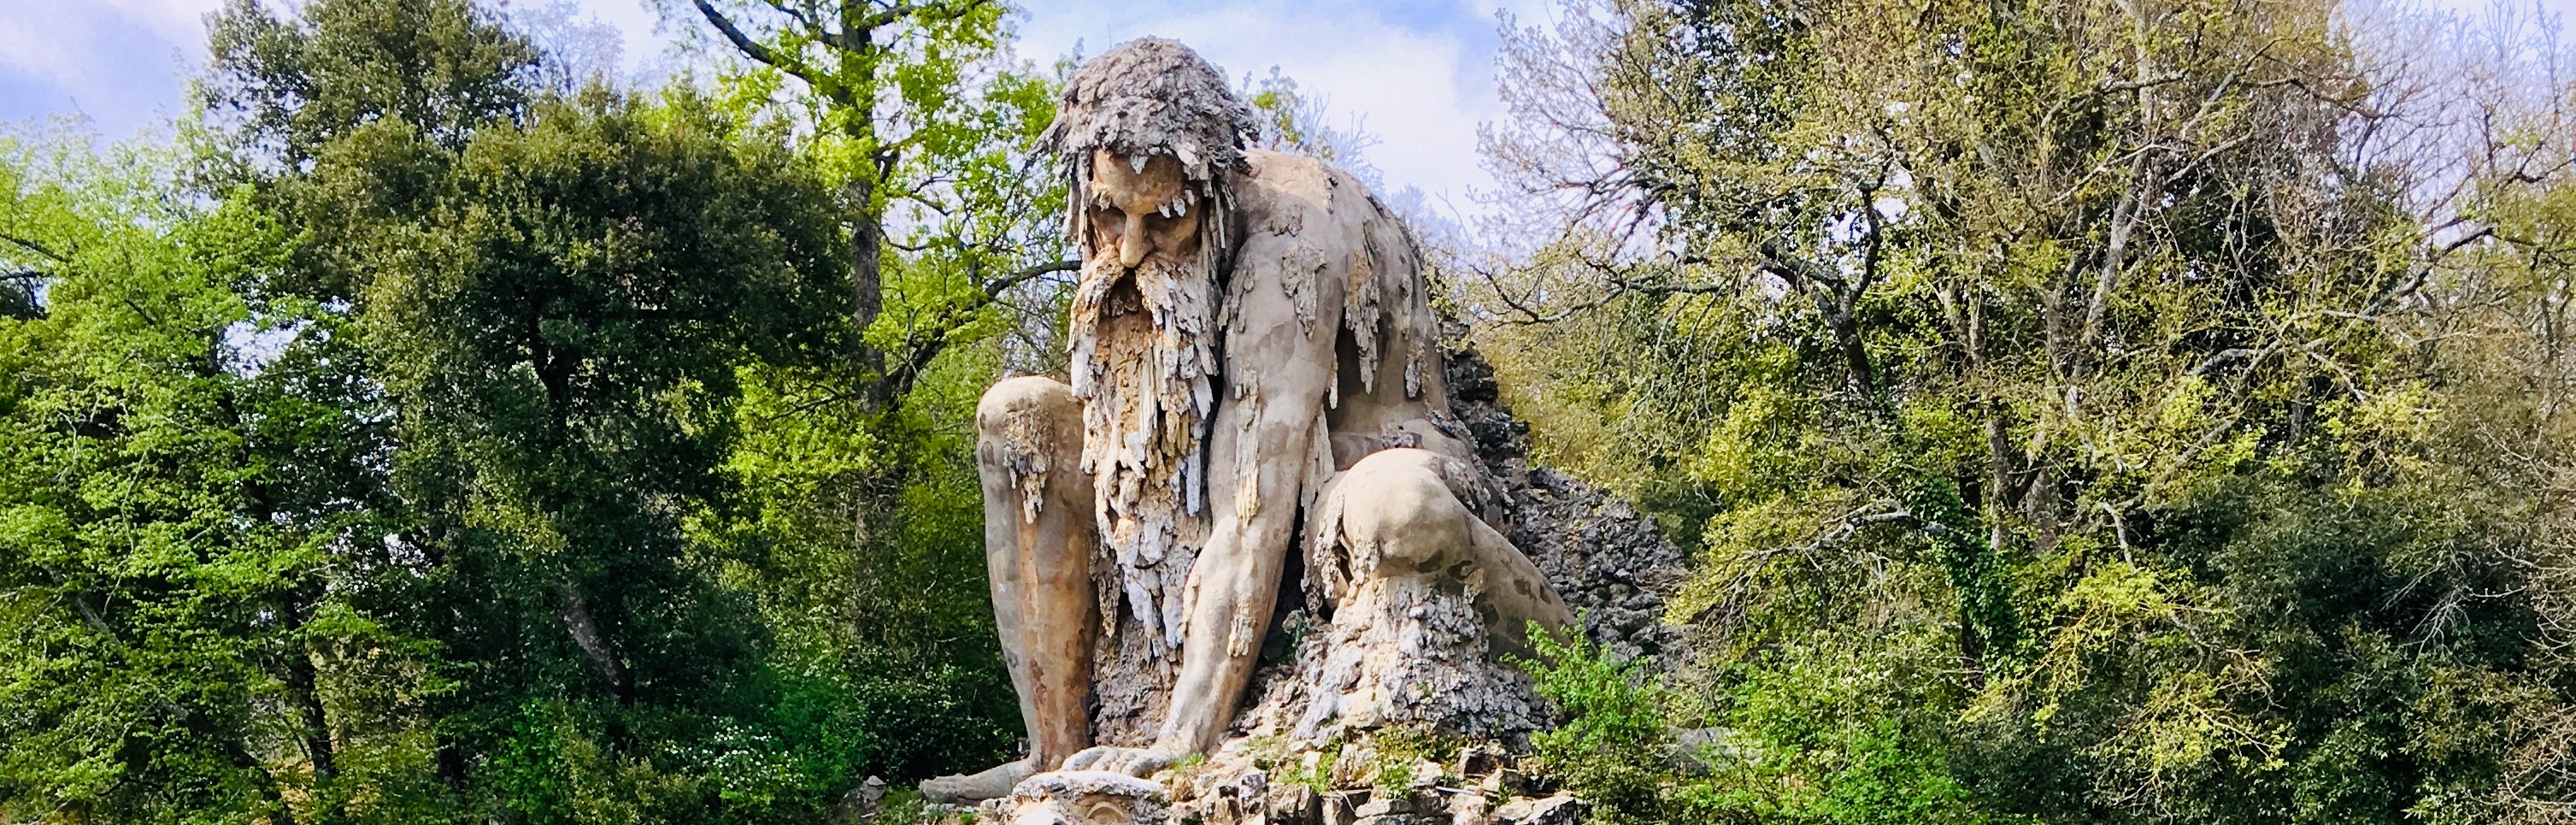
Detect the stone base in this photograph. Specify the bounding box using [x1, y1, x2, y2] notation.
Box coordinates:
[986, 770, 1171, 825]
[959, 757, 1579, 825]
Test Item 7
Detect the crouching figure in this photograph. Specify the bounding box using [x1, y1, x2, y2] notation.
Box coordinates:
[922, 38, 1572, 804]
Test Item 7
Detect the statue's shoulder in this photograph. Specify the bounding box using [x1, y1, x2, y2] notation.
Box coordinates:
[1222, 150, 1437, 404]
[1226, 149, 1418, 297]
[1232, 149, 1385, 232]
[1238, 148, 1339, 202]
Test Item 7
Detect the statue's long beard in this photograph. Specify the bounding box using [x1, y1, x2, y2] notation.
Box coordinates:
[1068, 254, 1217, 653]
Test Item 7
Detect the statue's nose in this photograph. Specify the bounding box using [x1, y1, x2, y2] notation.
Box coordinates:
[1119, 211, 1150, 268]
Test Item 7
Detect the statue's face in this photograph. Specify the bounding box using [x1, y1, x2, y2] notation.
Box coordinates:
[1085, 149, 1203, 271]
[1067, 148, 1220, 583]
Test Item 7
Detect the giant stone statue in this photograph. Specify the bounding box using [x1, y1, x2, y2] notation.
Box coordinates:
[922, 38, 1575, 808]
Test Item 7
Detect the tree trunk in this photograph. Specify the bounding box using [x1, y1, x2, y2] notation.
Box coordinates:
[557, 582, 631, 703]
[847, 175, 884, 333]
[283, 641, 342, 823]
[1826, 290, 1879, 402]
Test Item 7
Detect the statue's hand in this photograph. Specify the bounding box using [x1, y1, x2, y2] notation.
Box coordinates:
[1062, 745, 1183, 778]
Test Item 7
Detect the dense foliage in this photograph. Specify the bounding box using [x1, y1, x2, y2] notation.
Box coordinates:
[1, 0, 1056, 821]
[1484, 0, 2576, 822]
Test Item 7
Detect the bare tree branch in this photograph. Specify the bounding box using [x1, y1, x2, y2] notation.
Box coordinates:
[854, 0, 992, 34]
[982, 258, 1078, 298]
[694, 0, 814, 83]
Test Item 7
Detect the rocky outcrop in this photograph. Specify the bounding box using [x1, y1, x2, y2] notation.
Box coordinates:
[1205, 342, 1694, 756]
[977, 745, 1589, 825]
[1440, 342, 1690, 665]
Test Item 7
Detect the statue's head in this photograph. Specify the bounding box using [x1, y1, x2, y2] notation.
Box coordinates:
[1038, 38, 1256, 277]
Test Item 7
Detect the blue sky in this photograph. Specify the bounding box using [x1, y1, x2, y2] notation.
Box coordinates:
[2, 0, 2561, 209]
[0, 0, 1550, 207]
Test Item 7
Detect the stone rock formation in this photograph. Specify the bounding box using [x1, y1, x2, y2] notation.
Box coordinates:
[995, 771, 1171, 825]
[1438, 344, 1691, 665]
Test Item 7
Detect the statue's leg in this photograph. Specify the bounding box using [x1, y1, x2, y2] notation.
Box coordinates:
[923, 377, 1097, 804]
[1323, 449, 1573, 660]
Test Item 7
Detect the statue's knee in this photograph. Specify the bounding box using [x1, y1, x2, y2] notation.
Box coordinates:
[977, 376, 1078, 443]
[1332, 450, 1473, 573]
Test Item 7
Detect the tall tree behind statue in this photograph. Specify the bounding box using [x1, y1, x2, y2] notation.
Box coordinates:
[671, 3, 1077, 784]
[0, 126, 397, 824]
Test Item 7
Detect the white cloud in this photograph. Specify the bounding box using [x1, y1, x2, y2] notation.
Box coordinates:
[0, 0, 218, 135]
[0, 0, 215, 79]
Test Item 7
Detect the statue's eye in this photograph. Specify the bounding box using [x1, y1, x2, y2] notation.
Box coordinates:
[1089, 207, 1124, 246]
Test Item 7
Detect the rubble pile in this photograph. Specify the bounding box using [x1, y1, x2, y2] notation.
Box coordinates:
[1439, 343, 1691, 664]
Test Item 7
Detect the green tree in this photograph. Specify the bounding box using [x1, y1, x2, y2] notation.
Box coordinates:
[684, 0, 1068, 399]
[344, 87, 873, 822]
[199, 0, 1018, 814]
[0, 127, 415, 824]
[1523, 627, 1675, 823]
[676, 0, 1071, 781]
[1473, 0, 2576, 822]
[203, 0, 540, 303]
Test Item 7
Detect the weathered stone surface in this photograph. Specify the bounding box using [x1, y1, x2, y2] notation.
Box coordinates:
[1443, 789, 1494, 825]
[1320, 789, 1370, 825]
[1052, 335, 1676, 825]
[1441, 343, 1691, 665]
[1491, 793, 1583, 825]
[995, 770, 1170, 825]
[1356, 796, 1415, 816]
[1267, 783, 1320, 825]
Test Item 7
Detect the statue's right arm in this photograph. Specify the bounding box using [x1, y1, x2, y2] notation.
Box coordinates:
[1148, 236, 1340, 759]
